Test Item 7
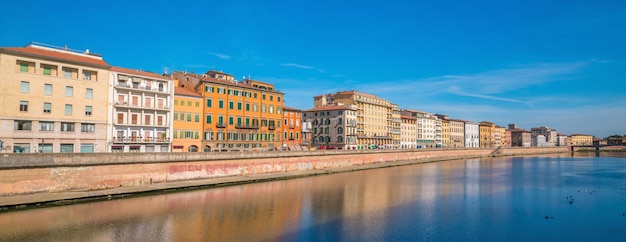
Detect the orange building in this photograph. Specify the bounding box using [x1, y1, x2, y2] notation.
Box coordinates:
[282, 106, 302, 150]
[172, 86, 204, 152]
[173, 70, 284, 151]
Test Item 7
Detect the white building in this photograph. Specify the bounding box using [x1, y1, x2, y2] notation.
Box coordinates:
[464, 121, 480, 148]
[531, 126, 557, 147]
[108, 67, 174, 152]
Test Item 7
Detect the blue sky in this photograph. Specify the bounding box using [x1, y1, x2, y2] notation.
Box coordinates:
[1, 0, 625, 137]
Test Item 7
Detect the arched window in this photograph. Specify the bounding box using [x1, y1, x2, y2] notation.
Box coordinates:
[319, 136, 325, 143]
[204, 145, 211, 152]
[188, 145, 198, 152]
[337, 127, 343, 134]
[338, 136, 343, 143]
[325, 136, 331, 143]
[325, 119, 330, 125]
[338, 118, 342, 124]
[314, 119, 318, 125]
[325, 127, 329, 134]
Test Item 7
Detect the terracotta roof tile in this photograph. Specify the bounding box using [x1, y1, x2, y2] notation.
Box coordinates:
[283, 106, 302, 111]
[0, 46, 110, 68]
[174, 87, 202, 97]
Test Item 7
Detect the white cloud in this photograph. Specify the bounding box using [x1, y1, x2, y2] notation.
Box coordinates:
[280, 63, 314, 69]
[206, 52, 231, 60]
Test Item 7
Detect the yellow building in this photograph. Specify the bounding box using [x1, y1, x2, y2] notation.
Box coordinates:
[495, 126, 506, 147]
[174, 70, 284, 151]
[109, 67, 174, 152]
[172, 87, 204, 152]
[570, 134, 594, 146]
[0, 43, 110, 153]
[314, 90, 396, 149]
[479, 121, 496, 147]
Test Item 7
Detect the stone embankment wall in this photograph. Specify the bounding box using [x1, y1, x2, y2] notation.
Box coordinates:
[0, 147, 567, 196]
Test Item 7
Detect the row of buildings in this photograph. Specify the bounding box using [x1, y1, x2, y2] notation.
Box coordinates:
[0, 43, 611, 153]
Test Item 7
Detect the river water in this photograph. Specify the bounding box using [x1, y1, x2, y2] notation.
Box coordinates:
[1, 154, 626, 241]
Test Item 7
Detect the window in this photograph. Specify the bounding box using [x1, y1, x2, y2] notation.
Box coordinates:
[229, 101, 234, 109]
[20, 81, 29, 93]
[84, 71, 92, 81]
[174, 112, 178, 120]
[338, 136, 344, 143]
[218, 116, 224, 125]
[44, 84, 52, 95]
[20, 101, 28, 111]
[14, 120, 32, 130]
[270, 96, 273, 101]
[43, 102, 51, 113]
[19, 62, 29, 72]
[262, 105, 266, 113]
[262, 94, 266, 100]
[338, 127, 343, 134]
[80, 144, 94, 153]
[218, 100, 224, 108]
[254, 93, 257, 98]
[60, 144, 74, 153]
[187, 101, 192, 106]
[81, 123, 95, 133]
[195, 113, 200, 122]
[253, 104, 258, 112]
[278, 97, 281, 102]
[206, 114, 212, 124]
[86, 88, 93, 99]
[206, 98, 212, 107]
[61, 122, 75, 132]
[85, 106, 92, 116]
[39, 121, 54, 131]
[66, 86, 73, 97]
[43, 65, 52, 75]
[246, 103, 250, 111]
[144, 115, 151, 125]
[186, 113, 192, 121]
[229, 116, 234, 125]
[237, 102, 242, 110]
[174, 100, 179, 105]
[65, 104, 72, 115]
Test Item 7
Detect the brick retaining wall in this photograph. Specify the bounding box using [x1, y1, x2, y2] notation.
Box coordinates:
[0, 147, 568, 196]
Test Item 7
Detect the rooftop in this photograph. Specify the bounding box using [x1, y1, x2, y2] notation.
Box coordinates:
[0, 43, 110, 68]
[174, 87, 202, 97]
[111, 66, 171, 81]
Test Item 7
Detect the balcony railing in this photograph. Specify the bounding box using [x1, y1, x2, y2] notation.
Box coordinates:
[216, 123, 227, 128]
[113, 137, 170, 143]
[116, 83, 166, 93]
[236, 124, 259, 129]
[268, 125, 276, 130]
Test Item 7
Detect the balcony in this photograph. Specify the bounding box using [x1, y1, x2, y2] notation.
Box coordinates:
[236, 124, 259, 129]
[114, 101, 169, 111]
[216, 123, 227, 128]
[116, 83, 167, 94]
[268, 125, 276, 130]
[113, 137, 170, 143]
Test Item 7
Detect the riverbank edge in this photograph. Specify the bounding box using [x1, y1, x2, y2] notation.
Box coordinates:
[0, 149, 568, 212]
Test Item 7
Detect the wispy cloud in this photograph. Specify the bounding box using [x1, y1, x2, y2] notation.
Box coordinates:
[357, 62, 587, 105]
[206, 52, 231, 60]
[280, 63, 314, 69]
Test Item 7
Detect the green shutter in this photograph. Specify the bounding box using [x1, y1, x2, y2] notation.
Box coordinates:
[20, 63, 28, 72]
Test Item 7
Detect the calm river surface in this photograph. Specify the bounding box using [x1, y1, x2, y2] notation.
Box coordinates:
[2, 154, 626, 241]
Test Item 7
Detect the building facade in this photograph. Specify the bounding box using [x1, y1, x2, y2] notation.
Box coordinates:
[531, 126, 557, 147]
[511, 129, 532, 147]
[570, 134, 594, 146]
[303, 104, 358, 149]
[449, 119, 465, 148]
[0, 43, 110, 153]
[400, 114, 417, 149]
[174, 71, 284, 151]
[109, 67, 174, 152]
[495, 126, 506, 147]
[282, 106, 303, 150]
[479, 121, 496, 148]
[464, 121, 480, 148]
[171, 86, 203, 152]
[314, 91, 394, 149]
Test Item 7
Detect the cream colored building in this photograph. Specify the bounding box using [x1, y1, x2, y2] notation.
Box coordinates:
[495, 126, 506, 147]
[0, 43, 110, 153]
[570, 134, 594, 146]
[314, 91, 395, 149]
[400, 114, 417, 149]
[108, 67, 174, 152]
